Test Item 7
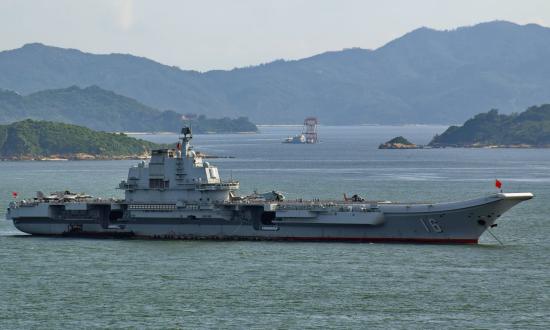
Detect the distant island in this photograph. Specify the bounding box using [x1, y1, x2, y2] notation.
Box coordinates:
[0, 119, 166, 160]
[186, 114, 257, 134]
[379, 136, 421, 149]
[0, 86, 257, 133]
[429, 104, 550, 148]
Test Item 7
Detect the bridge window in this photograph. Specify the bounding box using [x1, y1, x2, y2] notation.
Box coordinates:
[149, 179, 169, 189]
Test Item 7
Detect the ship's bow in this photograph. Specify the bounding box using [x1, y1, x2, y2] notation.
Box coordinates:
[494, 192, 534, 213]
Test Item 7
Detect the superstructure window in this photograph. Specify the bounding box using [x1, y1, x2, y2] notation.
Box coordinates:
[149, 179, 169, 189]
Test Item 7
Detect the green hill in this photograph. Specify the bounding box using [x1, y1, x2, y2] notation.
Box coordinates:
[386, 136, 413, 145]
[379, 136, 419, 149]
[0, 119, 164, 159]
[429, 104, 550, 147]
[0, 86, 257, 133]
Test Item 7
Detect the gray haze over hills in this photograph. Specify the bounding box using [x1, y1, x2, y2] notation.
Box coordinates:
[1, 21, 549, 124]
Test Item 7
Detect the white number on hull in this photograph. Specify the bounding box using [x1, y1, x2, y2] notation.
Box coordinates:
[420, 218, 443, 233]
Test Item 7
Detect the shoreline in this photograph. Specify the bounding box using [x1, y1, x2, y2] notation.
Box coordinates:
[125, 131, 258, 135]
[0, 151, 235, 162]
[1, 154, 150, 161]
[429, 144, 546, 148]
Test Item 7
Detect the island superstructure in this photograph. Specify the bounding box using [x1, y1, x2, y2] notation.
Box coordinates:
[7, 127, 533, 244]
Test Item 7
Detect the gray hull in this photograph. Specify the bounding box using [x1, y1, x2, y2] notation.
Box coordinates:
[8, 193, 533, 244]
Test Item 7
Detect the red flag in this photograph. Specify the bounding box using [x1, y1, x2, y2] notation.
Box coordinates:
[12, 191, 18, 198]
[495, 179, 502, 189]
[176, 142, 181, 150]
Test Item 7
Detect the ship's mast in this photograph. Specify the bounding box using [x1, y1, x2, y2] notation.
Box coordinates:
[180, 127, 192, 157]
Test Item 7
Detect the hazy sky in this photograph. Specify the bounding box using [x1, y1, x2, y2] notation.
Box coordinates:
[1, 0, 549, 71]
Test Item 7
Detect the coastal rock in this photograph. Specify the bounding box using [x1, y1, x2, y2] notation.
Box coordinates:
[72, 153, 96, 160]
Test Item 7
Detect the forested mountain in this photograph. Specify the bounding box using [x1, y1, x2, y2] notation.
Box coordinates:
[0, 119, 161, 159]
[1, 21, 550, 124]
[429, 104, 550, 147]
[0, 86, 257, 133]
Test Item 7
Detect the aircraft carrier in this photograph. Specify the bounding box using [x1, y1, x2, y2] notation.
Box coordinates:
[6, 127, 533, 244]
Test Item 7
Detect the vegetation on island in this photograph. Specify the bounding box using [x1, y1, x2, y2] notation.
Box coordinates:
[0, 86, 257, 133]
[429, 104, 550, 147]
[379, 136, 419, 149]
[0, 119, 165, 160]
[185, 115, 257, 133]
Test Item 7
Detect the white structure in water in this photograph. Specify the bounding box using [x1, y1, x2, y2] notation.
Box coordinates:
[283, 117, 319, 144]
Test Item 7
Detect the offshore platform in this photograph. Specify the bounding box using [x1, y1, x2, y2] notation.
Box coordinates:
[283, 117, 319, 144]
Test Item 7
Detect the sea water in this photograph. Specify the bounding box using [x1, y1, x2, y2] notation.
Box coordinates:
[1, 126, 549, 328]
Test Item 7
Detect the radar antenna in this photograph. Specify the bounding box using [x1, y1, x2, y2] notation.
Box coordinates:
[179, 127, 193, 157]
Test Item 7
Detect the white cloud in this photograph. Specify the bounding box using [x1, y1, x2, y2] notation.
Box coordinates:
[116, 0, 134, 30]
